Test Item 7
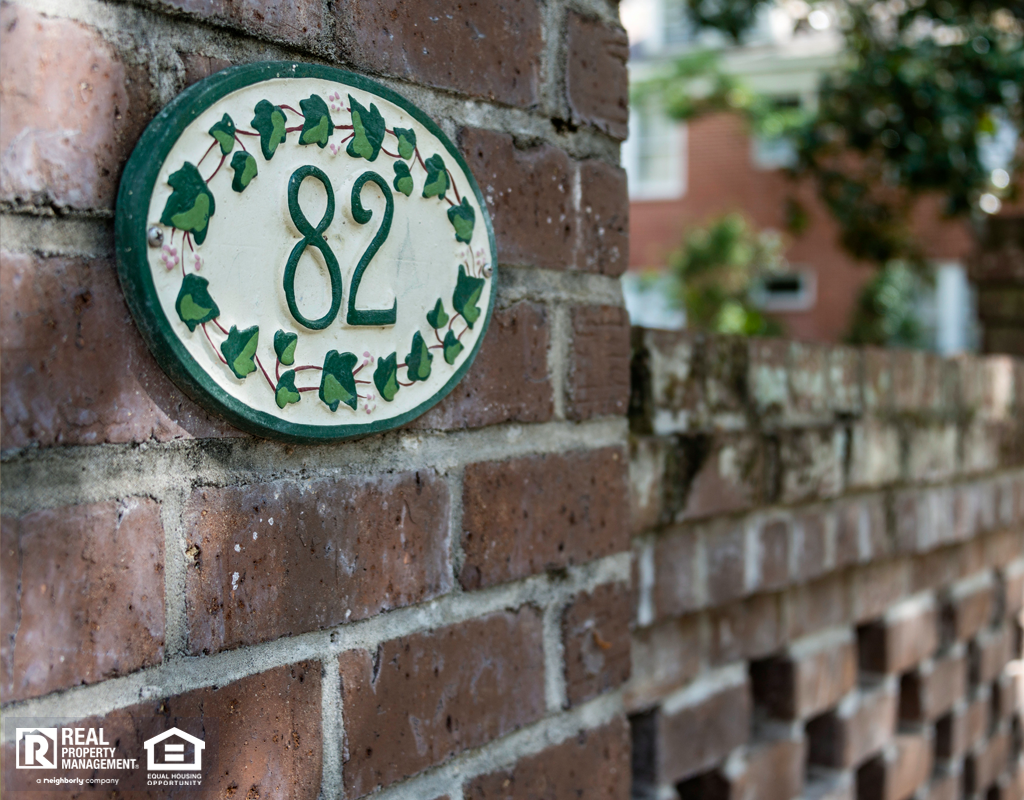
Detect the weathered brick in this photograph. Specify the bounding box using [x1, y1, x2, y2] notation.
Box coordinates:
[944, 573, 996, 643]
[410, 302, 552, 430]
[178, 52, 232, 86]
[564, 12, 629, 139]
[972, 624, 1014, 686]
[794, 508, 831, 582]
[899, 649, 967, 722]
[778, 427, 845, 503]
[1, 253, 239, 449]
[827, 345, 863, 413]
[807, 684, 898, 768]
[626, 615, 702, 712]
[748, 338, 790, 418]
[465, 718, 631, 799]
[461, 447, 628, 589]
[856, 734, 932, 800]
[1002, 562, 1024, 621]
[708, 592, 783, 666]
[568, 305, 630, 420]
[1, 499, 164, 702]
[751, 629, 857, 720]
[184, 471, 450, 654]
[0, 6, 152, 210]
[158, 0, 327, 49]
[578, 159, 629, 276]
[340, 609, 546, 796]
[340, 0, 541, 107]
[785, 573, 852, 641]
[852, 559, 911, 623]
[3, 662, 322, 796]
[652, 525, 700, 619]
[669, 434, 764, 520]
[835, 495, 888, 568]
[754, 517, 790, 592]
[847, 420, 901, 490]
[678, 735, 806, 800]
[706, 521, 747, 607]
[562, 582, 632, 706]
[966, 729, 1010, 794]
[858, 596, 938, 675]
[459, 127, 574, 270]
[631, 667, 752, 785]
[906, 424, 958, 483]
[863, 348, 895, 411]
[630, 436, 668, 535]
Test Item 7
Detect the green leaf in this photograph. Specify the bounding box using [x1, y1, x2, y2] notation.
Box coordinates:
[393, 161, 414, 197]
[452, 264, 485, 329]
[426, 298, 449, 329]
[274, 330, 298, 365]
[174, 273, 220, 332]
[394, 127, 417, 160]
[319, 350, 359, 412]
[346, 95, 386, 161]
[422, 154, 449, 199]
[404, 331, 432, 382]
[447, 197, 475, 243]
[160, 163, 215, 244]
[443, 329, 464, 365]
[373, 353, 400, 402]
[275, 370, 301, 409]
[220, 325, 259, 380]
[251, 100, 288, 160]
[208, 113, 236, 155]
[299, 94, 335, 148]
[230, 151, 258, 193]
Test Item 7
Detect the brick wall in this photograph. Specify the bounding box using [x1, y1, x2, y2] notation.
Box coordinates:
[0, 1, 633, 798]
[629, 328, 1024, 800]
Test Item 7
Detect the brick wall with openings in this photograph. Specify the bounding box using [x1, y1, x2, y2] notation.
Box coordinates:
[629, 328, 1024, 800]
[0, 1, 633, 798]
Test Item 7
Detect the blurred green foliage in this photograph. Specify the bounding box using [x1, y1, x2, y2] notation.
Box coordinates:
[846, 261, 926, 346]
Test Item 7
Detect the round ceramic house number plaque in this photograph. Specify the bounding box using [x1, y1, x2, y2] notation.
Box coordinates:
[116, 63, 496, 441]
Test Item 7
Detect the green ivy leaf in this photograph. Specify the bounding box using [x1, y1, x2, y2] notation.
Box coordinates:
[394, 127, 417, 160]
[319, 350, 358, 412]
[220, 325, 259, 380]
[373, 353, 400, 402]
[404, 331, 432, 382]
[426, 298, 449, 329]
[274, 330, 298, 365]
[174, 273, 220, 332]
[208, 113, 236, 155]
[299, 94, 335, 148]
[346, 95, 386, 161]
[447, 197, 475, 243]
[160, 163, 215, 244]
[251, 100, 288, 160]
[443, 329, 464, 365]
[230, 151, 258, 193]
[392, 161, 414, 197]
[452, 264, 485, 329]
[275, 370, 301, 409]
[422, 154, 449, 199]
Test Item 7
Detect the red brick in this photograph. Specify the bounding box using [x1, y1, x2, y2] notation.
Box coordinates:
[922, 773, 959, 800]
[858, 598, 938, 674]
[183, 471, 450, 654]
[1, 253, 240, 448]
[936, 695, 988, 760]
[972, 624, 1014, 686]
[751, 630, 858, 720]
[632, 668, 752, 785]
[706, 522, 747, 607]
[652, 526, 700, 619]
[852, 559, 911, 623]
[410, 302, 552, 430]
[178, 52, 232, 87]
[459, 127, 574, 271]
[967, 730, 1011, 794]
[899, 650, 967, 722]
[340, 0, 541, 107]
[562, 582, 632, 706]
[568, 305, 630, 420]
[460, 447, 628, 590]
[708, 593, 783, 666]
[756, 517, 790, 592]
[164, 0, 326, 49]
[578, 160, 629, 276]
[0, 6, 152, 210]
[856, 734, 932, 800]
[994, 672, 1021, 722]
[678, 736, 806, 800]
[1, 499, 164, 703]
[1002, 563, 1024, 622]
[626, 615, 702, 712]
[565, 12, 629, 139]
[3, 662, 322, 796]
[465, 717, 631, 799]
[784, 573, 852, 641]
[794, 508, 830, 582]
[835, 495, 888, 568]
[944, 574, 996, 643]
[669, 434, 764, 520]
[807, 684, 898, 768]
[339, 609, 546, 796]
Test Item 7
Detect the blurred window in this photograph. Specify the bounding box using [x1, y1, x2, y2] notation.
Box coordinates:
[623, 102, 687, 200]
[751, 270, 816, 311]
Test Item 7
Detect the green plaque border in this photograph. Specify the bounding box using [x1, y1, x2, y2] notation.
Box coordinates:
[115, 61, 497, 443]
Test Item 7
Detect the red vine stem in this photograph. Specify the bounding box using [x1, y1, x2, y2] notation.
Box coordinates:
[253, 354, 275, 390]
[445, 168, 461, 203]
[201, 324, 228, 364]
[298, 387, 319, 393]
[236, 130, 260, 137]
[292, 365, 322, 372]
[233, 133, 248, 153]
[207, 154, 227, 182]
[285, 125, 304, 133]
[280, 104, 304, 117]
[197, 140, 217, 166]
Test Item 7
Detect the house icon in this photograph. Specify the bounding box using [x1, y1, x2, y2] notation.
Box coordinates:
[143, 727, 205, 771]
